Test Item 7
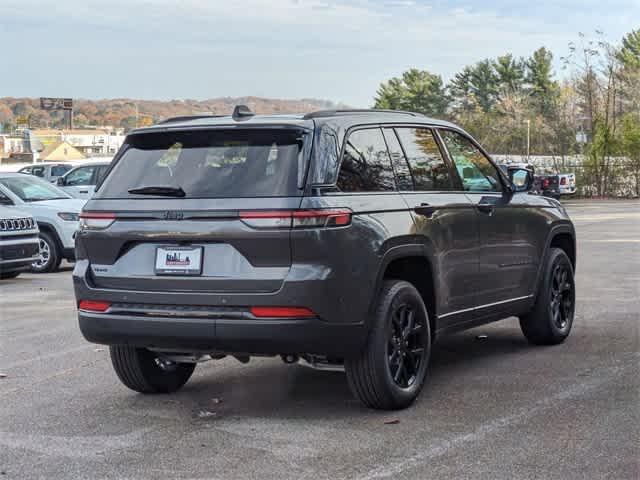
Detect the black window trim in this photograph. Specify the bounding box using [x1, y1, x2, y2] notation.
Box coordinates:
[381, 127, 417, 191]
[436, 127, 509, 194]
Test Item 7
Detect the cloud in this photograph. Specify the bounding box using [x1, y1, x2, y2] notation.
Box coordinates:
[1, 0, 637, 106]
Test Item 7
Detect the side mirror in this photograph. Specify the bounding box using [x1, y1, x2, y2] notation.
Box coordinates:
[57, 177, 65, 186]
[508, 167, 533, 192]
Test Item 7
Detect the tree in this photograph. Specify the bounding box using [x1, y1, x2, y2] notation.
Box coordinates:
[449, 66, 475, 113]
[469, 60, 499, 113]
[374, 69, 450, 116]
[0, 104, 14, 127]
[620, 113, 640, 197]
[449, 60, 500, 114]
[617, 29, 640, 69]
[617, 29, 640, 118]
[494, 54, 525, 92]
[526, 47, 559, 115]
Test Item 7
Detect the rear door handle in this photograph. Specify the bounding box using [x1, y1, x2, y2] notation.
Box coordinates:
[477, 203, 494, 214]
[414, 203, 438, 217]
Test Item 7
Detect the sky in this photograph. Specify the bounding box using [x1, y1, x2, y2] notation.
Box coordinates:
[1, 0, 638, 107]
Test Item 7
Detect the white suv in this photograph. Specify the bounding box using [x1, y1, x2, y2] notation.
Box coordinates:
[0, 173, 85, 273]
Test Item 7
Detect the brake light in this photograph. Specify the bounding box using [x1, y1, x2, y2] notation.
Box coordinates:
[542, 179, 550, 188]
[79, 300, 111, 312]
[560, 177, 567, 185]
[250, 306, 315, 318]
[240, 209, 351, 229]
[79, 212, 116, 230]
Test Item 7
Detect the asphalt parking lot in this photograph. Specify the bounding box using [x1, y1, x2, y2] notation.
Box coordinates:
[1, 200, 638, 480]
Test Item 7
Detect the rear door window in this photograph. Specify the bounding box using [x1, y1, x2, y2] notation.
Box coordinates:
[337, 128, 395, 192]
[97, 129, 307, 198]
[394, 128, 452, 191]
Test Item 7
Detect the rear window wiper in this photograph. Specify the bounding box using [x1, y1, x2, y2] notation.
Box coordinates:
[128, 185, 186, 197]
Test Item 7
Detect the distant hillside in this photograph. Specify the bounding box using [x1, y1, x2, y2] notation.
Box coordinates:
[0, 97, 347, 132]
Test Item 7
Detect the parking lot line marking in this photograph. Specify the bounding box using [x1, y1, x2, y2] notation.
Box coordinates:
[570, 213, 640, 221]
[580, 239, 640, 243]
[356, 361, 633, 480]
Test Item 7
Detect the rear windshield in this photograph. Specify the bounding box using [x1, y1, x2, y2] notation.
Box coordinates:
[97, 129, 308, 198]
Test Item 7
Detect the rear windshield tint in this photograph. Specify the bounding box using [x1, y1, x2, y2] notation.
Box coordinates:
[97, 129, 308, 198]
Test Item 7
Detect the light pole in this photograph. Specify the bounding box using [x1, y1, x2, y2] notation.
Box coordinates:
[525, 119, 531, 159]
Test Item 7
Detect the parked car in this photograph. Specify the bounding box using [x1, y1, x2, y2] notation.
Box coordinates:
[56, 161, 111, 199]
[74, 107, 577, 410]
[0, 173, 85, 272]
[0, 204, 40, 279]
[18, 162, 73, 184]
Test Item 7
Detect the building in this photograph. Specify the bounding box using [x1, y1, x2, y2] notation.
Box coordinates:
[37, 141, 85, 162]
[0, 134, 27, 156]
[31, 129, 125, 157]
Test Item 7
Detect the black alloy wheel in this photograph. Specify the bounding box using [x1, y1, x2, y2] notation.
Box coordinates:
[549, 262, 574, 330]
[387, 302, 427, 389]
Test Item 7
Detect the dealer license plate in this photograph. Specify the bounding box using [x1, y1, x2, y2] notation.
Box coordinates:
[155, 246, 203, 275]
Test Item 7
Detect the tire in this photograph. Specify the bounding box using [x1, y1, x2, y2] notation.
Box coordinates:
[31, 231, 61, 273]
[345, 280, 431, 410]
[109, 345, 196, 394]
[519, 248, 575, 345]
[0, 271, 21, 279]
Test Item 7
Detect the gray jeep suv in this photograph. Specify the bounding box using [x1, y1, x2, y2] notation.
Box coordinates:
[73, 108, 576, 410]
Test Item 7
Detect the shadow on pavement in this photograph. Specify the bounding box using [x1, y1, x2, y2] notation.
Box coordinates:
[99, 327, 536, 422]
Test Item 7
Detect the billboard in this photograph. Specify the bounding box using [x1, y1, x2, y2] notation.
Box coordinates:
[40, 97, 73, 110]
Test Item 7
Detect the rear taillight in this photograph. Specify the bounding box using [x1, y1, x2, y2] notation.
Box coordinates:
[250, 306, 315, 318]
[79, 212, 116, 230]
[560, 177, 567, 185]
[240, 209, 351, 229]
[542, 179, 550, 188]
[78, 300, 111, 312]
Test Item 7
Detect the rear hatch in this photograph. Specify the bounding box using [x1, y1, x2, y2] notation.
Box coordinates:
[77, 127, 310, 294]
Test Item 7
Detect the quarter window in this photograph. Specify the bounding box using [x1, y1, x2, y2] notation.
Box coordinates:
[337, 128, 395, 192]
[395, 128, 452, 191]
[440, 130, 502, 192]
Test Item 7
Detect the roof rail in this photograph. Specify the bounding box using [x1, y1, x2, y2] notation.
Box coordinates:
[157, 114, 226, 125]
[302, 109, 422, 120]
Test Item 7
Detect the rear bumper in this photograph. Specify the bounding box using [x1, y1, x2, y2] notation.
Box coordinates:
[73, 259, 369, 357]
[78, 311, 366, 357]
